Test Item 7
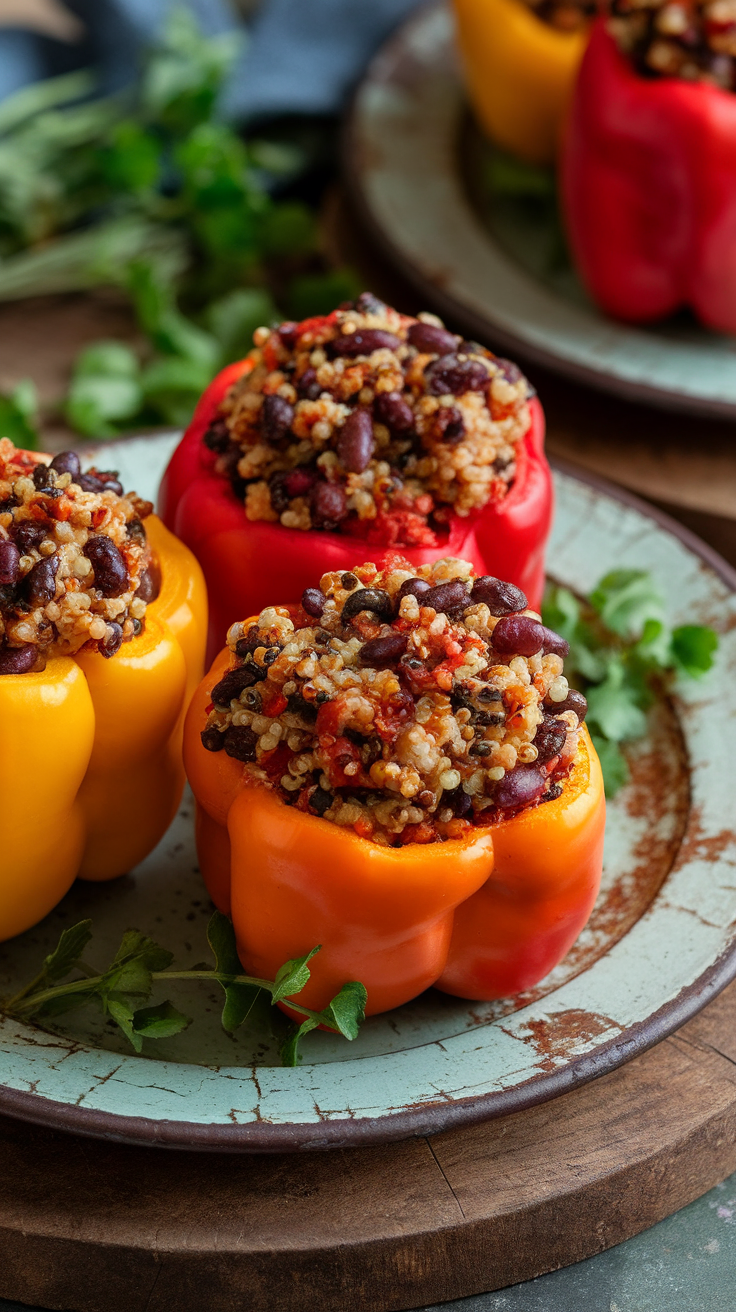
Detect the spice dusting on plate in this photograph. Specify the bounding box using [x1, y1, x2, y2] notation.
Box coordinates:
[0, 441, 157, 673]
[204, 294, 533, 548]
[201, 554, 586, 845]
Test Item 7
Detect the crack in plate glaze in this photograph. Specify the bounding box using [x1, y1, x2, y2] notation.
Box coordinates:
[0, 435, 735, 1150]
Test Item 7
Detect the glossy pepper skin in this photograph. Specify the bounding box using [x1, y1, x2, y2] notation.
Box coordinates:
[453, 0, 589, 165]
[184, 647, 605, 1014]
[562, 19, 736, 332]
[161, 362, 552, 666]
[0, 514, 206, 942]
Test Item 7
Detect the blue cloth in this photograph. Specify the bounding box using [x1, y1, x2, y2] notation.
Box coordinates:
[0, 0, 424, 119]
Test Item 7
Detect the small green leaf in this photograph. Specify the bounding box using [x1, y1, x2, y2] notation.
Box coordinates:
[486, 148, 555, 198]
[206, 910, 263, 1033]
[286, 269, 362, 320]
[73, 340, 140, 380]
[590, 733, 630, 798]
[271, 947, 321, 1004]
[280, 1016, 319, 1067]
[205, 288, 276, 361]
[259, 202, 315, 257]
[111, 931, 173, 974]
[106, 996, 143, 1053]
[321, 981, 367, 1041]
[103, 121, 160, 193]
[671, 624, 718, 678]
[0, 380, 40, 449]
[586, 658, 648, 743]
[589, 570, 665, 640]
[42, 920, 93, 983]
[132, 1000, 191, 1039]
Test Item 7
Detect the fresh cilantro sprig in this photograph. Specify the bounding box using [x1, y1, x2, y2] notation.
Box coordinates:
[1, 911, 367, 1068]
[543, 569, 718, 796]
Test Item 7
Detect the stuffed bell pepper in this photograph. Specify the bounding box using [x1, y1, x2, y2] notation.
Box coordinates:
[161, 294, 553, 663]
[184, 553, 605, 1015]
[563, 10, 736, 333]
[0, 440, 206, 941]
[453, 0, 594, 164]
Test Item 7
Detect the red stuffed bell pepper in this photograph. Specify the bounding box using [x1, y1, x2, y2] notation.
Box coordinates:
[183, 553, 605, 1015]
[161, 294, 552, 664]
[563, 13, 736, 332]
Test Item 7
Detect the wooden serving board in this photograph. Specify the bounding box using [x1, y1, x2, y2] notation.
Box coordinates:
[1, 976, 735, 1312]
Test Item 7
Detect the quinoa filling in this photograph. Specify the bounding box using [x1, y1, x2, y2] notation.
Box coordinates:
[200, 555, 587, 846]
[608, 0, 736, 86]
[204, 293, 533, 548]
[522, 0, 596, 32]
[0, 441, 158, 674]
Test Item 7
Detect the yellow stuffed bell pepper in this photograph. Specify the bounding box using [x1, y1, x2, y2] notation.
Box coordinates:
[0, 443, 206, 941]
[453, 0, 590, 165]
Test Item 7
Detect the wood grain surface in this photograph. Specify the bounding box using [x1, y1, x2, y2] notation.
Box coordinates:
[0, 978, 734, 1312]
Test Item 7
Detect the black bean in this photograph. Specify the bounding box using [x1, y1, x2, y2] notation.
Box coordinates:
[534, 716, 568, 764]
[77, 473, 104, 493]
[0, 540, 20, 585]
[0, 643, 37, 675]
[337, 410, 374, 473]
[211, 664, 265, 706]
[283, 467, 318, 498]
[268, 473, 290, 514]
[234, 625, 263, 657]
[263, 647, 279, 667]
[355, 292, 387, 315]
[278, 321, 300, 350]
[136, 562, 161, 603]
[100, 622, 124, 659]
[93, 471, 123, 495]
[373, 390, 415, 433]
[543, 782, 564, 802]
[359, 630, 408, 666]
[310, 481, 347, 529]
[24, 554, 59, 606]
[494, 765, 546, 810]
[539, 625, 570, 658]
[342, 587, 394, 623]
[84, 537, 128, 598]
[261, 394, 294, 443]
[547, 688, 587, 721]
[495, 358, 522, 383]
[301, 587, 326, 617]
[341, 572, 358, 590]
[469, 741, 492, 756]
[330, 329, 401, 357]
[32, 463, 55, 490]
[407, 321, 459, 355]
[49, 450, 81, 479]
[126, 518, 147, 542]
[286, 692, 318, 724]
[11, 521, 45, 554]
[470, 576, 528, 615]
[223, 725, 258, 762]
[309, 785, 334, 816]
[398, 576, 431, 603]
[297, 367, 321, 400]
[425, 355, 490, 397]
[201, 726, 225, 752]
[434, 404, 465, 444]
[492, 614, 546, 657]
[459, 340, 489, 356]
[423, 580, 469, 615]
[443, 785, 473, 818]
[0, 494, 18, 513]
[202, 420, 231, 453]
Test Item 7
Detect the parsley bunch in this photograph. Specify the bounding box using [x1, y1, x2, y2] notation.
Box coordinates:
[1, 911, 367, 1067]
[0, 7, 358, 440]
[543, 570, 718, 794]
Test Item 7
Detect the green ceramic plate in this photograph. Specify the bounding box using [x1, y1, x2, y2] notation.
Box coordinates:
[344, 2, 736, 419]
[0, 434, 735, 1150]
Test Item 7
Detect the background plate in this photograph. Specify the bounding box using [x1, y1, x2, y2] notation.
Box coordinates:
[0, 434, 735, 1150]
[344, 2, 736, 419]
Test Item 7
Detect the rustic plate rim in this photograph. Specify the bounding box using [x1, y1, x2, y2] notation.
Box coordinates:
[341, 0, 736, 422]
[1, 457, 735, 1153]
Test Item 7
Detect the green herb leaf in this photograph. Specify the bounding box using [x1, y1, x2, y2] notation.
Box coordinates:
[280, 1016, 319, 1067]
[321, 981, 368, 1041]
[589, 570, 665, 640]
[589, 732, 630, 798]
[485, 149, 555, 198]
[106, 996, 143, 1053]
[286, 269, 362, 321]
[205, 288, 276, 361]
[271, 947, 321, 1004]
[586, 657, 648, 743]
[65, 341, 143, 438]
[132, 1000, 191, 1040]
[206, 910, 263, 1032]
[42, 920, 93, 983]
[671, 624, 719, 678]
[0, 379, 40, 449]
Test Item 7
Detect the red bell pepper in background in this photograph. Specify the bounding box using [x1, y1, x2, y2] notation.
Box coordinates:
[160, 363, 552, 664]
[562, 18, 736, 333]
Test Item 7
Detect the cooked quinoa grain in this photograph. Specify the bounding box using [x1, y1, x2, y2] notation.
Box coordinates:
[608, 0, 736, 86]
[0, 440, 156, 672]
[201, 554, 587, 846]
[205, 294, 534, 548]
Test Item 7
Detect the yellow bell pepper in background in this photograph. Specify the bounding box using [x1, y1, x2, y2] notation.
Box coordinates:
[453, 0, 589, 165]
[0, 515, 206, 941]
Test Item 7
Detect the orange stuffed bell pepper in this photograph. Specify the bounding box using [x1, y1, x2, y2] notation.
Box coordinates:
[161, 294, 553, 665]
[184, 552, 604, 1015]
[453, 0, 593, 165]
[0, 442, 206, 942]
